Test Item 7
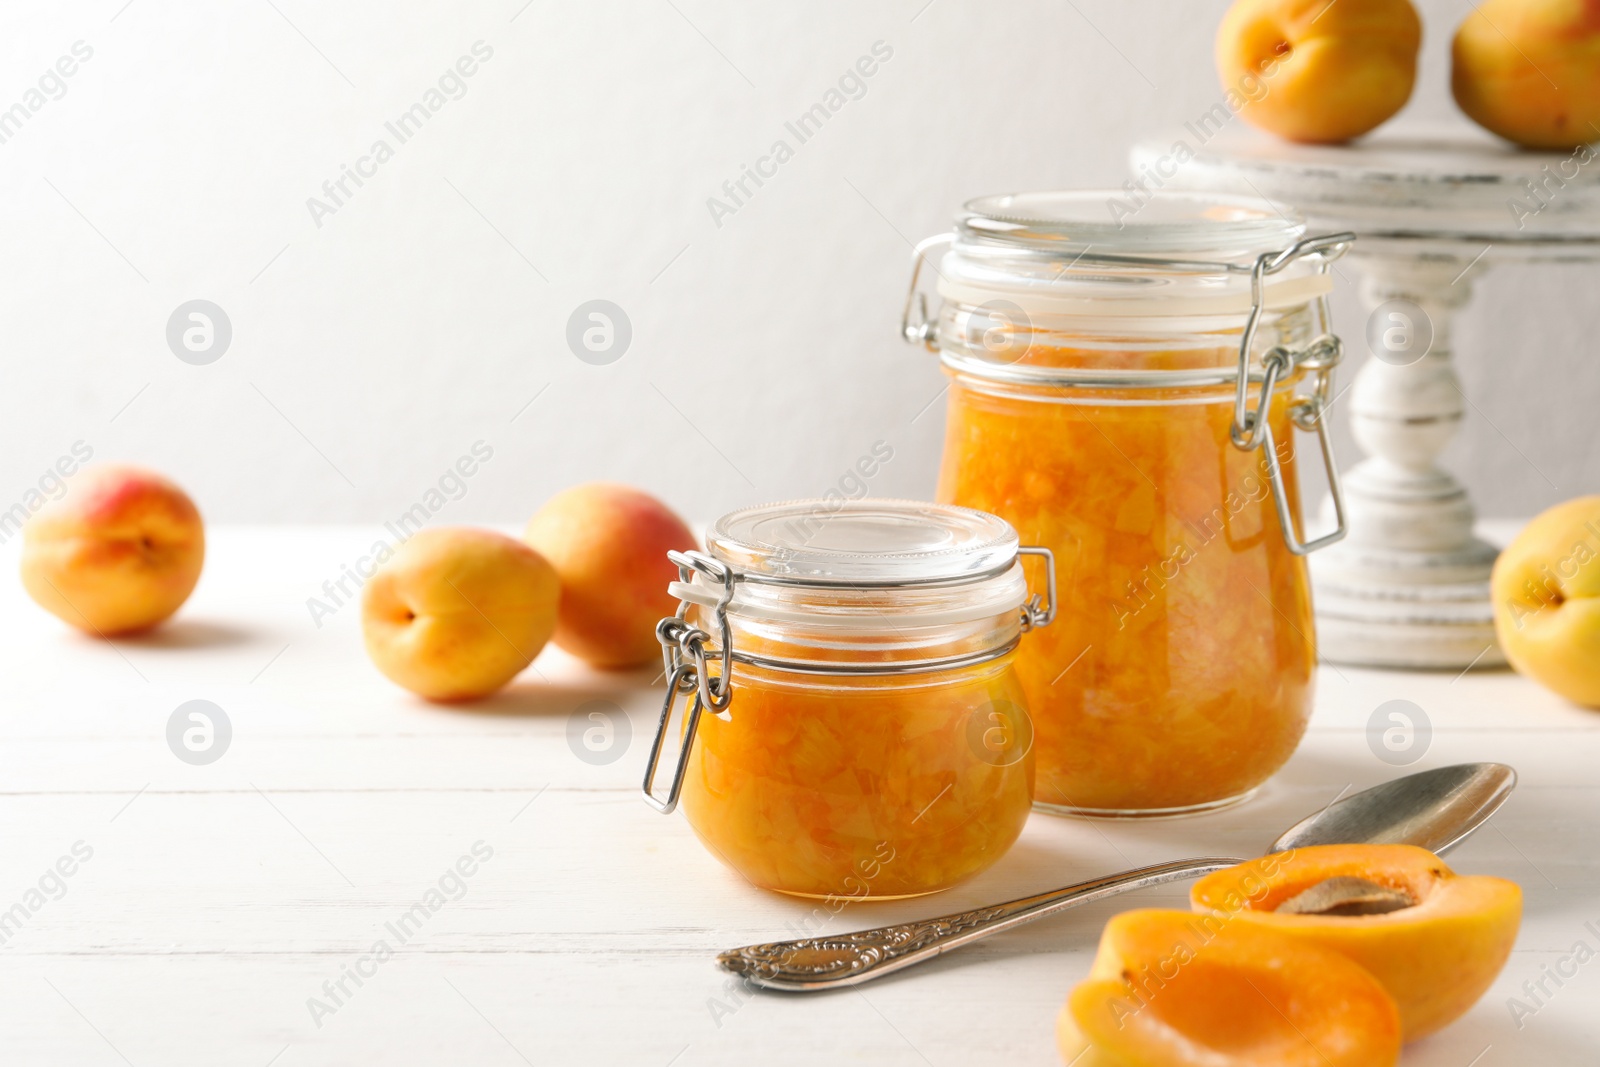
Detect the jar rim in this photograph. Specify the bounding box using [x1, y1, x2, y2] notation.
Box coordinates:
[706, 497, 1020, 586]
[935, 190, 1330, 332]
[958, 190, 1306, 262]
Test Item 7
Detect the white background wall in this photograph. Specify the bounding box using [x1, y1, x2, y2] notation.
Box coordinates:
[2, 0, 1595, 527]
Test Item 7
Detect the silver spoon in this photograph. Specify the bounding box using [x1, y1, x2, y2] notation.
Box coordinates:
[717, 762, 1515, 992]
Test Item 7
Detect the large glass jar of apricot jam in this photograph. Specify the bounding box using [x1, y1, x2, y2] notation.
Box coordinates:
[642, 499, 1055, 899]
[903, 191, 1352, 818]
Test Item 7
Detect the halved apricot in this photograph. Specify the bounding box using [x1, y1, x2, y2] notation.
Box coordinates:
[1190, 844, 1522, 1039]
[1057, 909, 1401, 1066]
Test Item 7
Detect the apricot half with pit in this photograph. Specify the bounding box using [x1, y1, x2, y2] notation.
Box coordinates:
[1057, 909, 1401, 1066]
[1190, 844, 1522, 1039]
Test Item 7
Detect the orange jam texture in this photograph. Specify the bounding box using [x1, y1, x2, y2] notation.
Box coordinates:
[937, 373, 1315, 813]
[679, 661, 1034, 898]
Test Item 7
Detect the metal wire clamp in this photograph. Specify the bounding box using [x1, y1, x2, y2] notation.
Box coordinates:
[901, 233, 954, 350]
[1228, 232, 1355, 556]
[642, 551, 734, 814]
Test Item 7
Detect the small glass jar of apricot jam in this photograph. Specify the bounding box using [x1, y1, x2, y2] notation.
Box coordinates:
[642, 498, 1055, 899]
[902, 191, 1353, 818]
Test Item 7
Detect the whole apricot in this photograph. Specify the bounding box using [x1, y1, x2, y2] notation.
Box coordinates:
[362, 527, 559, 701]
[1492, 495, 1600, 705]
[21, 464, 205, 635]
[1453, 0, 1600, 149]
[524, 484, 696, 670]
[1216, 0, 1422, 143]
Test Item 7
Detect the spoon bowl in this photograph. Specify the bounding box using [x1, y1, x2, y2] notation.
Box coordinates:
[1271, 762, 1516, 854]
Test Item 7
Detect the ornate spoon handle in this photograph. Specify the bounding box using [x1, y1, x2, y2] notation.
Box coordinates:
[717, 856, 1243, 992]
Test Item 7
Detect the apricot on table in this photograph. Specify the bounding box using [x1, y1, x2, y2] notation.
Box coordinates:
[1492, 495, 1600, 706]
[1191, 844, 1522, 1039]
[1453, 0, 1600, 149]
[1057, 909, 1400, 1066]
[1216, 0, 1422, 143]
[21, 464, 205, 635]
[362, 527, 559, 701]
[524, 483, 696, 670]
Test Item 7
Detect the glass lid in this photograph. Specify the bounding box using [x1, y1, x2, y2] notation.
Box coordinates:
[958, 190, 1306, 262]
[707, 498, 1020, 585]
[933, 189, 1332, 327]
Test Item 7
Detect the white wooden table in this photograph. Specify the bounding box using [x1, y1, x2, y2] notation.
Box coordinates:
[1, 524, 1596, 1066]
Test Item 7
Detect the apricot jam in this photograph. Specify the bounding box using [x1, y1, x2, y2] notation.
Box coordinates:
[680, 659, 1033, 899]
[909, 190, 1351, 816]
[644, 498, 1054, 898]
[938, 374, 1314, 814]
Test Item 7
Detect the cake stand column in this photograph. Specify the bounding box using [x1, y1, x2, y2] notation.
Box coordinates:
[1312, 252, 1503, 668]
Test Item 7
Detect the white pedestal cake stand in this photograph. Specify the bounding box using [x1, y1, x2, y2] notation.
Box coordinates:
[1132, 128, 1600, 669]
